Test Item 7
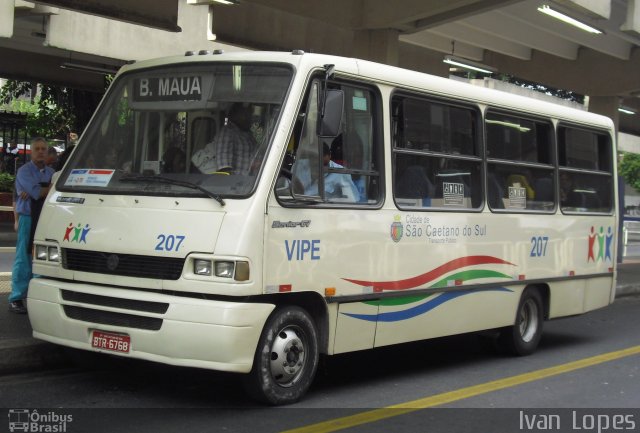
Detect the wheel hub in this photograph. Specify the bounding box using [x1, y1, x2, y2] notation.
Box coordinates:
[269, 328, 306, 386]
[519, 298, 539, 343]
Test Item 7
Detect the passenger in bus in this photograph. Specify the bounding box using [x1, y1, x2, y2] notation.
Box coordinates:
[104, 142, 132, 172]
[396, 165, 434, 202]
[192, 103, 257, 175]
[162, 147, 187, 173]
[333, 133, 367, 202]
[487, 173, 505, 209]
[303, 143, 359, 201]
[507, 173, 535, 200]
[560, 172, 579, 207]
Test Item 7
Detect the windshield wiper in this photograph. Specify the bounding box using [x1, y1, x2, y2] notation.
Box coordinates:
[120, 175, 225, 206]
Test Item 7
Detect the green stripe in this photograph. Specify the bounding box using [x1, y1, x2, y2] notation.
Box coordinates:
[364, 295, 431, 307]
[430, 270, 512, 288]
[360, 270, 511, 306]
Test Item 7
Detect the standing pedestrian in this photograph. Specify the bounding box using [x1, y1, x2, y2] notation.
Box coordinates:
[8, 138, 54, 314]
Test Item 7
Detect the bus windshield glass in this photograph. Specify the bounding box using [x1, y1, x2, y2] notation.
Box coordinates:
[58, 63, 293, 198]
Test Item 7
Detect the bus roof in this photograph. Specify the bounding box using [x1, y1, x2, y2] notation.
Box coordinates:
[118, 51, 613, 132]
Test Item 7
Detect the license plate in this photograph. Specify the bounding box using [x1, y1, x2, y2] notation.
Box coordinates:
[91, 330, 130, 353]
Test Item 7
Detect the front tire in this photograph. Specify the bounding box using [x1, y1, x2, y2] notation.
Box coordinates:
[243, 306, 319, 405]
[497, 288, 544, 356]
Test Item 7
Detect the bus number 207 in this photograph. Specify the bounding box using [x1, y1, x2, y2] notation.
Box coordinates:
[530, 236, 549, 257]
[155, 234, 186, 252]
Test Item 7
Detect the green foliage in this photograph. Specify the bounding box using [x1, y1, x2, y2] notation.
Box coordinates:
[0, 172, 15, 193]
[620, 152, 640, 193]
[1, 80, 76, 139]
[503, 75, 584, 104]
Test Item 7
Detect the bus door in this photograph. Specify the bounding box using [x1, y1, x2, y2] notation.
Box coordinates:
[267, 77, 383, 354]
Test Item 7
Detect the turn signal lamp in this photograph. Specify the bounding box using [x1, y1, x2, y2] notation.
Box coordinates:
[235, 261, 250, 281]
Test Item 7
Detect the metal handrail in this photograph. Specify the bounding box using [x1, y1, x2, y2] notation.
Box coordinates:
[623, 226, 640, 247]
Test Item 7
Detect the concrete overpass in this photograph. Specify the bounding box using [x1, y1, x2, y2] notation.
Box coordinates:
[0, 0, 639, 135]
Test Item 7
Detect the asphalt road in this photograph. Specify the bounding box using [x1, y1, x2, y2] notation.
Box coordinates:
[1, 296, 638, 433]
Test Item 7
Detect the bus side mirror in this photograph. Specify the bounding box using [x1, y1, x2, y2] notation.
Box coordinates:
[319, 89, 344, 138]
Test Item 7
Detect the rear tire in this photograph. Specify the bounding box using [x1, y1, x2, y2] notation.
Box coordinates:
[243, 306, 319, 405]
[497, 288, 544, 356]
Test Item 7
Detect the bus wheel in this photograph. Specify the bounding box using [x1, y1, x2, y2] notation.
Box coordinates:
[498, 288, 544, 356]
[243, 306, 319, 405]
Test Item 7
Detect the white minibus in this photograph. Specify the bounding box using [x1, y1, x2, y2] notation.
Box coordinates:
[28, 50, 617, 404]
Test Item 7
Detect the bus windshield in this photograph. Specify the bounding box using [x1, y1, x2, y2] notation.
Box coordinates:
[58, 63, 293, 198]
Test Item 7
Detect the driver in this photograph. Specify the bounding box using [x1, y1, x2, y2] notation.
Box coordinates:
[192, 103, 258, 174]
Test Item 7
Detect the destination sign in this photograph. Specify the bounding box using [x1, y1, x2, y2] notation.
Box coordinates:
[133, 76, 202, 101]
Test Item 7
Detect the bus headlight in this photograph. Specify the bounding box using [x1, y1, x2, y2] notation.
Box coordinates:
[48, 246, 60, 262]
[194, 259, 212, 276]
[34, 243, 60, 263]
[36, 245, 48, 261]
[189, 256, 250, 282]
[214, 261, 235, 278]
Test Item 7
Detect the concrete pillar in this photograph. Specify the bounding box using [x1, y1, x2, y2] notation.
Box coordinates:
[569, 0, 611, 19]
[353, 29, 400, 66]
[399, 42, 450, 77]
[622, 0, 640, 33]
[0, 0, 14, 38]
[46, 0, 234, 62]
[588, 94, 623, 265]
[588, 95, 620, 135]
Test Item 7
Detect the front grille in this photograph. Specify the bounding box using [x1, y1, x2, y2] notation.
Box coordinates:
[61, 290, 169, 314]
[62, 248, 185, 280]
[63, 305, 163, 331]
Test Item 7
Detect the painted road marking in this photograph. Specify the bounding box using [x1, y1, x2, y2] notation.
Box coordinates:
[283, 345, 640, 433]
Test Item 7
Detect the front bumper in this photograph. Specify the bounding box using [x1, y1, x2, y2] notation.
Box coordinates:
[27, 278, 275, 373]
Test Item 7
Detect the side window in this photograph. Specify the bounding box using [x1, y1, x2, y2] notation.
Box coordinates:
[486, 111, 555, 212]
[558, 126, 612, 213]
[392, 95, 482, 210]
[278, 79, 381, 206]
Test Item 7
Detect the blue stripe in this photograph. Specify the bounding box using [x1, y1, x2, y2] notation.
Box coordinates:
[342, 288, 513, 322]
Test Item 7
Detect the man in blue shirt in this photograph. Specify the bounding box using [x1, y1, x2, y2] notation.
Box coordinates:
[299, 143, 359, 202]
[9, 138, 54, 314]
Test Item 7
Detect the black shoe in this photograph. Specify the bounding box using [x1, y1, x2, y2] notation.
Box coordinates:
[8, 300, 27, 314]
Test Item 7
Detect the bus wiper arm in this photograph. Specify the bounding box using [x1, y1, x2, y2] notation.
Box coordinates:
[120, 175, 225, 206]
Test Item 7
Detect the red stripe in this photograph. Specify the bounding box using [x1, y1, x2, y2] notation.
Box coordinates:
[343, 255, 515, 291]
[88, 170, 114, 175]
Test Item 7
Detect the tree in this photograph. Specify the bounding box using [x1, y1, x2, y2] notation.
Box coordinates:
[619, 152, 640, 193]
[1, 80, 73, 138]
[0, 79, 104, 139]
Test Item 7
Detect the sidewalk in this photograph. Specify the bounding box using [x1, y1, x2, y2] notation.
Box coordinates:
[617, 257, 640, 296]
[0, 222, 16, 248]
[1, 263, 639, 376]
